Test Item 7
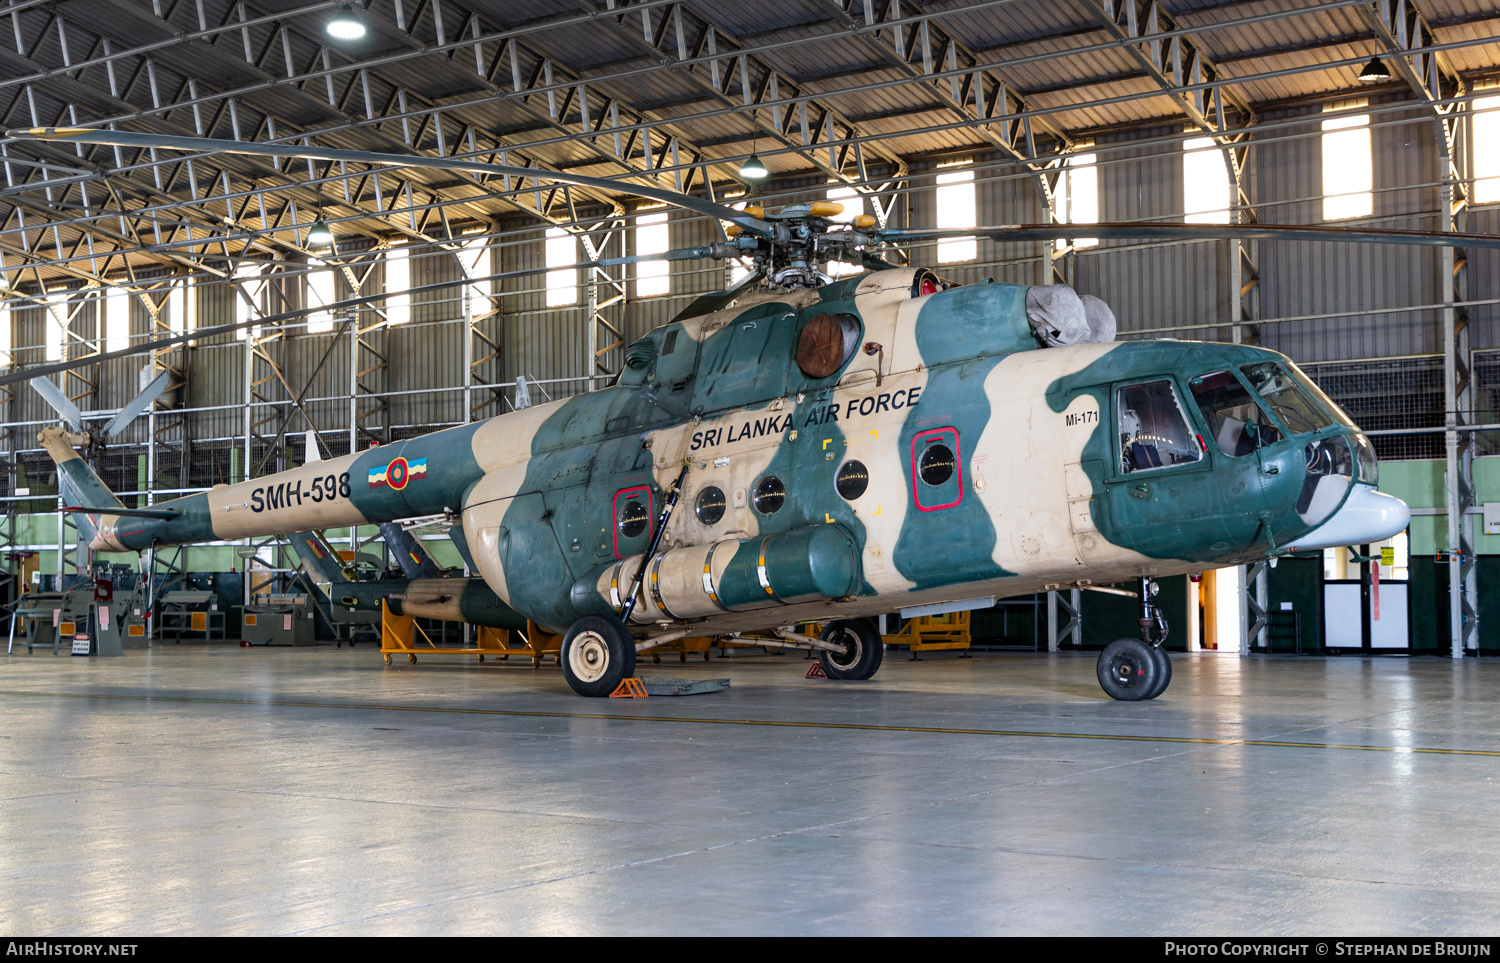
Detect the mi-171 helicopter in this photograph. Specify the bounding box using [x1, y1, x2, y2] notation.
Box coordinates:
[13, 127, 1470, 700]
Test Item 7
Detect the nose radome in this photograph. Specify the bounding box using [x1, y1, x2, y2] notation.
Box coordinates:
[1284, 485, 1411, 553]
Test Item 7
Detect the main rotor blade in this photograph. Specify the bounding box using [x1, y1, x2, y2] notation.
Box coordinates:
[0, 247, 718, 391]
[101, 369, 169, 439]
[669, 269, 766, 324]
[11, 128, 778, 239]
[876, 222, 1500, 250]
[29, 377, 83, 432]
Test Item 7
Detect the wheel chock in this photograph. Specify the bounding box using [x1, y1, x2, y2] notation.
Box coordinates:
[805, 662, 827, 679]
[610, 677, 649, 699]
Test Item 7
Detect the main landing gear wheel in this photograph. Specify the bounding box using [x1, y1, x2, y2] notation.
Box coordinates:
[560, 615, 636, 697]
[1097, 638, 1164, 702]
[817, 619, 883, 681]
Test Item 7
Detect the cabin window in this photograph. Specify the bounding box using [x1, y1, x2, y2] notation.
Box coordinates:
[613, 486, 652, 556]
[836, 460, 869, 500]
[1117, 381, 1203, 474]
[795, 313, 861, 380]
[753, 476, 786, 515]
[1240, 362, 1333, 435]
[695, 486, 727, 525]
[1188, 370, 1280, 456]
[912, 428, 962, 511]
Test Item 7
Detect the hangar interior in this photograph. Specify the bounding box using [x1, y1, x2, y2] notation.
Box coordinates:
[5, 0, 1500, 936]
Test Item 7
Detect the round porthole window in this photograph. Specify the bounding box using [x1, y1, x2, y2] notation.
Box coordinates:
[618, 498, 649, 538]
[695, 486, 727, 525]
[836, 460, 869, 500]
[753, 475, 786, 515]
[918, 444, 955, 487]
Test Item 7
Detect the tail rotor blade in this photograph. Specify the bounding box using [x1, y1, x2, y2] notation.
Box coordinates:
[100, 370, 170, 439]
[29, 377, 83, 433]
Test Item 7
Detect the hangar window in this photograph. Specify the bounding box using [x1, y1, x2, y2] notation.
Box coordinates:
[1054, 152, 1098, 249]
[545, 227, 577, 307]
[825, 185, 865, 278]
[753, 475, 785, 515]
[459, 235, 494, 319]
[1117, 381, 1203, 474]
[1476, 93, 1500, 204]
[0, 301, 10, 367]
[307, 267, 334, 334]
[1322, 105, 1373, 220]
[106, 287, 131, 352]
[385, 246, 410, 324]
[1183, 135, 1231, 223]
[935, 165, 976, 263]
[43, 291, 68, 362]
[1241, 362, 1334, 435]
[636, 210, 670, 297]
[1188, 371, 1280, 456]
[233, 263, 268, 341]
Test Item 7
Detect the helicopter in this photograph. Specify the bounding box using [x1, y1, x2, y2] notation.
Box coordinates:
[13, 127, 1459, 700]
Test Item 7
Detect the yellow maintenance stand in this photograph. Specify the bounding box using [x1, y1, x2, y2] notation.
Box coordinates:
[882, 610, 972, 659]
[380, 600, 562, 666]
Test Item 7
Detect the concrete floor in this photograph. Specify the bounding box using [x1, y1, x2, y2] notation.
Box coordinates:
[3, 644, 1500, 935]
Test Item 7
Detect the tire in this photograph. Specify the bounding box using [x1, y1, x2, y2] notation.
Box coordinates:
[817, 619, 884, 681]
[1143, 644, 1173, 700]
[1096, 637, 1163, 702]
[560, 615, 636, 697]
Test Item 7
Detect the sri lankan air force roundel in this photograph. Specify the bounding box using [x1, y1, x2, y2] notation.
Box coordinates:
[368, 456, 428, 490]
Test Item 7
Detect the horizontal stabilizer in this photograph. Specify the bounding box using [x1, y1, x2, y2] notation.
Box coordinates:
[64, 505, 179, 519]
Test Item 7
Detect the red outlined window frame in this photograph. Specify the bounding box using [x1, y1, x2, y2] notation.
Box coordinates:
[612, 485, 653, 558]
[911, 427, 963, 512]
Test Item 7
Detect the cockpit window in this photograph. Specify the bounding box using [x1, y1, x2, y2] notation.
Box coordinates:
[1352, 433, 1378, 485]
[1285, 361, 1355, 428]
[1241, 362, 1334, 435]
[1188, 370, 1281, 457]
[1117, 381, 1204, 474]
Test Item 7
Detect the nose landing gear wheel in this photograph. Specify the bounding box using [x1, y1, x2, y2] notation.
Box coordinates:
[560, 615, 637, 697]
[816, 618, 884, 681]
[1097, 638, 1164, 701]
[1145, 644, 1172, 699]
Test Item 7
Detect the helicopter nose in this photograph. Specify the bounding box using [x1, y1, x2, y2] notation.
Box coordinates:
[1284, 484, 1411, 553]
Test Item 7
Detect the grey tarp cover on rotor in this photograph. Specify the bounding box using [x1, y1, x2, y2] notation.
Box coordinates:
[1080, 295, 1118, 343]
[1025, 285, 1090, 346]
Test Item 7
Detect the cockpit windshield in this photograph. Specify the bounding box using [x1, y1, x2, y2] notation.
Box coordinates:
[1188, 370, 1281, 456]
[1285, 361, 1356, 428]
[1241, 362, 1335, 435]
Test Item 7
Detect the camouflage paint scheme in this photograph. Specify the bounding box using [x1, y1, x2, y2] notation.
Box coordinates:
[43, 267, 1390, 639]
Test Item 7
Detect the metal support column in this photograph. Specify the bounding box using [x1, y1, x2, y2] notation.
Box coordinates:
[1046, 588, 1082, 651]
[1442, 106, 1477, 658]
[1244, 561, 1269, 653]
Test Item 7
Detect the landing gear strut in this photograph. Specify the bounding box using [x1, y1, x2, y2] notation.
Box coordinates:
[1096, 577, 1172, 701]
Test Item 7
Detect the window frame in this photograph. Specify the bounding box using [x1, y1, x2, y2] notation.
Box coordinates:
[935, 167, 977, 264]
[911, 426, 963, 511]
[1112, 378, 1209, 478]
[612, 485, 653, 558]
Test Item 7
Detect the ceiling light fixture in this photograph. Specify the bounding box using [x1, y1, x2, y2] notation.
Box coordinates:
[307, 218, 335, 248]
[1359, 57, 1391, 82]
[740, 152, 769, 180]
[327, 4, 366, 40]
